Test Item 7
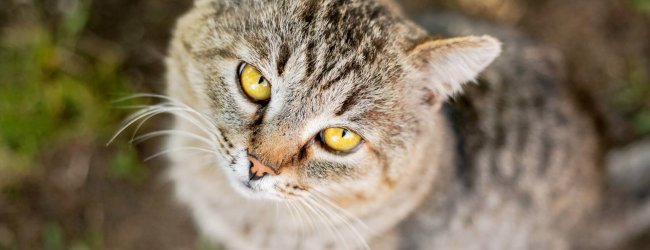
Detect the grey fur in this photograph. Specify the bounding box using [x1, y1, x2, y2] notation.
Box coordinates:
[157, 1, 642, 249]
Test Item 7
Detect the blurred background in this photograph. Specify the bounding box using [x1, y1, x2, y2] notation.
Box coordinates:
[0, 0, 648, 249]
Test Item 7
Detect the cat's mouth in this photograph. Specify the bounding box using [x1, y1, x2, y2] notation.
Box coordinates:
[221, 152, 308, 200]
[225, 163, 284, 200]
[230, 177, 277, 199]
[233, 180, 305, 201]
[237, 180, 262, 193]
[228, 170, 306, 200]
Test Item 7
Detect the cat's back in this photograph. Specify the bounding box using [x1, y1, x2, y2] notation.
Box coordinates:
[393, 12, 603, 249]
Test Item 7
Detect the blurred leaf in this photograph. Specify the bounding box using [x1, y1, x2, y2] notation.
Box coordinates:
[0, 1, 162, 249]
[109, 147, 148, 185]
[631, 0, 650, 14]
[60, 0, 92, 46]
[43, 223, 65, 250]
[634, 111, 650, 134]
[0, 1, 145, 176]
[197, 239, 225, 250]
[0, 185, 23, 202]
[612, 60, 650, 136]
[69, 231, 103, 250]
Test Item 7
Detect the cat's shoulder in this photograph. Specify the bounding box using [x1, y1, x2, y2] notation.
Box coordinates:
[393, 12, 603, 249]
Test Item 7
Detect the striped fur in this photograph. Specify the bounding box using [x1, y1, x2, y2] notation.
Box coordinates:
[162, 0, 600, 249]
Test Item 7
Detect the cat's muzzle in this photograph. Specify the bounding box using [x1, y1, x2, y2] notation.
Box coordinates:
[248, 155, 278, 181]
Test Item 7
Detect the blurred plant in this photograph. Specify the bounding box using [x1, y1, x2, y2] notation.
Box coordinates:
[0, 0, 145, 185]
[0, 1, 151, 247]
[110, 146, 149, 185]
[43, 223, 65, 250]
[631, 0, 650, 14]
[197, 239, 225, 250]
[42, 223, 103, 250]
[613, 61, 650, 135]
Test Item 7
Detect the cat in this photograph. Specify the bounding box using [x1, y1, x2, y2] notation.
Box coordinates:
[122, 0, 646, 249]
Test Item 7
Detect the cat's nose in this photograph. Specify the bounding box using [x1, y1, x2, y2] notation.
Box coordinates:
[248, 155, 278, 181]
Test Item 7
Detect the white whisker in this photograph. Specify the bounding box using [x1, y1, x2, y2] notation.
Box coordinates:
[144, 146, 217, 162]
[295, 198, 318, 234]
[303, 199, 339, 248]
[312, 189, 370, 230]
[131, 130, 215, 146]
[112, 93, 185, 105]
[289, 200, 309, 242]
[111, 93, 220, 144]
[109, 94, 237, 163]
[308, 192, 370, 250]
[304, 196, 350, 250]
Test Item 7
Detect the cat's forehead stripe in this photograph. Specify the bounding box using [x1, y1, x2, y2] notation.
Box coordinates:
[276, 43, 291, 76]
[335, 85, 362, 117]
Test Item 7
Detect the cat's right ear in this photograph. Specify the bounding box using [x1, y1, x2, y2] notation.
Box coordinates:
[406, 35, 501, 104]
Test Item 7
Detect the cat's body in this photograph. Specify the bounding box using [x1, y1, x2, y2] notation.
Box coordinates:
[395, 14, 603, 249]
[163, 0, 608, 249]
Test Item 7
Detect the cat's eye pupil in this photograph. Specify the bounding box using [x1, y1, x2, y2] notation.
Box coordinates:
[321, 127, 363, 153]
[239, 63, 272, 102]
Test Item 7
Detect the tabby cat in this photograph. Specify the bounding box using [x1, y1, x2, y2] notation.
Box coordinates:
[147, 0, 614, 249]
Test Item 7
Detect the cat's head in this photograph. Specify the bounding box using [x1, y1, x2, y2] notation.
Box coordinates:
[167, 0, 500, 201]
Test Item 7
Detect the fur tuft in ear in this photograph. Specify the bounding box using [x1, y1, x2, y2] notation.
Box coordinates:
[408, 35, 502, 99]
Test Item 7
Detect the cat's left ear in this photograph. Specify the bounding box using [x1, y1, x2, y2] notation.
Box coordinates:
[407, 35, 502, 103]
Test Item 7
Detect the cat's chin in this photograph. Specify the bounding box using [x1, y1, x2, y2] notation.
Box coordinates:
[225, 176, 286, 201]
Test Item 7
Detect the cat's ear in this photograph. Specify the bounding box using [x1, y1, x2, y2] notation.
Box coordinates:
[407, 35, 501, 102]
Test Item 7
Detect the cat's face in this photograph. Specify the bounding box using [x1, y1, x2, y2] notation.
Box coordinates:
[168, 0, 500, 201]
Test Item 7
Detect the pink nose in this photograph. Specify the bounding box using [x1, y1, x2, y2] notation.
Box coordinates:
[248, 156, 278, 181]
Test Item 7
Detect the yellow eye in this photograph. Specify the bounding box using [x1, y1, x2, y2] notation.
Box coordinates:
[321, 128, 363, 153]
[239, 63, 271, 101]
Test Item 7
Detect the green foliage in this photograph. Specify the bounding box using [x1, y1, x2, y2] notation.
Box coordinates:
[0, 0, 151, 247]
[613, 61, 650, 135]
[197, 239, 226, 250]
[0, 0, 143, 173]
[110, 146, 149, 184]
[631, 0, 650, 14]
[42, 223, 103, 250]
[68, 231, 103, 250]
[634, 112, 650, 134]
[43, 223, 64, 250]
